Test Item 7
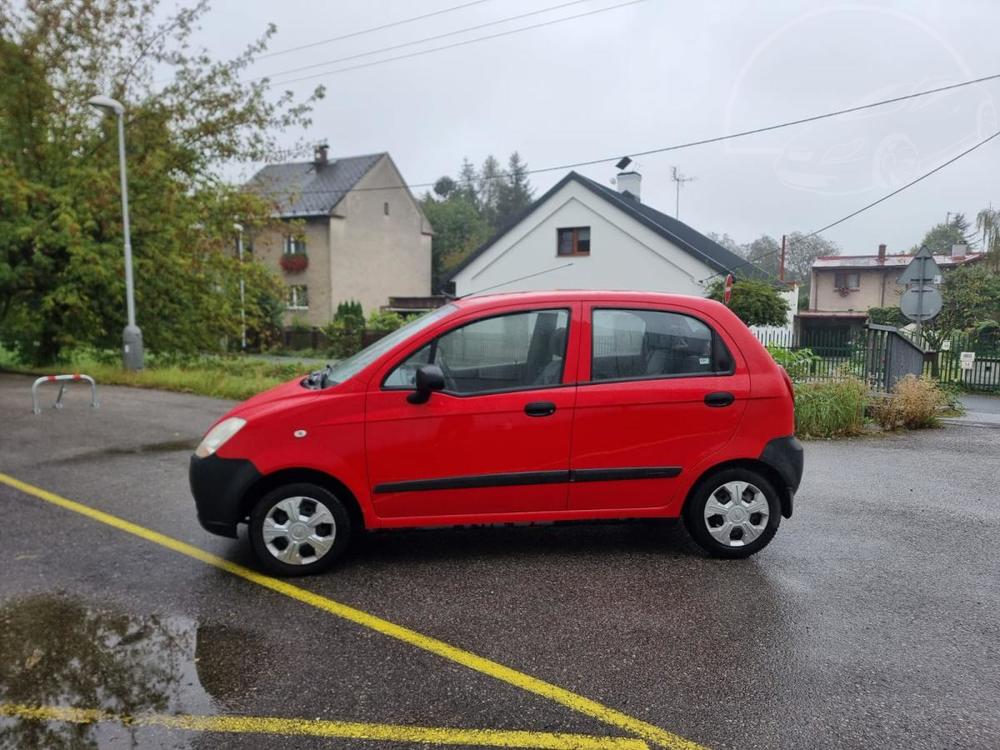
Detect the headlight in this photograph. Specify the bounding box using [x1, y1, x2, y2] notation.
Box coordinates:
[195, 417, 246, 458]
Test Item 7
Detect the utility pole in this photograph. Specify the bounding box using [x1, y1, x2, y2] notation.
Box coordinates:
[670, 166, 696, 219]
[234, 224, 247, 351]
[779, 234, 787, 281]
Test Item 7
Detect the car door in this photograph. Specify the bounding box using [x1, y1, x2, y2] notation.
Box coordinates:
[568, 302, 749, 511]
[365, 304, 580, 521]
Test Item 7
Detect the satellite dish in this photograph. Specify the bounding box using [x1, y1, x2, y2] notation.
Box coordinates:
[616, 156, 633, 171]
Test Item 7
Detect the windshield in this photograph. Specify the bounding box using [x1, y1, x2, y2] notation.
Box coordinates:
[316, 304, 456, 387]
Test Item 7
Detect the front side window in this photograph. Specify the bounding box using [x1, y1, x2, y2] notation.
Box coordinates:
[385, 309, 570, 394]
[287, 285, 309, 309]
[591, 309, 732, 381]
[557, 227, 590, 256]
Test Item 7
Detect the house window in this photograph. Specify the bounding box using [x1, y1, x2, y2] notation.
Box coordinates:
[834, 271, 860, 290]
[557, 227, 590, 256]
[384, 201, 390, 216]
[287, 285, 309, 310]
[284, 236, 307, 255]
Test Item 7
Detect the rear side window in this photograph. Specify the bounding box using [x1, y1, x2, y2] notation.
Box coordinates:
[591, 309, 733, 381]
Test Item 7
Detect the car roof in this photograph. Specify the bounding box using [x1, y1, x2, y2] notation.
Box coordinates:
[452, 289, 724, 313]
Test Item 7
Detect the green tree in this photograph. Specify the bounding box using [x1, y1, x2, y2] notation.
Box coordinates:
[976, 206, 1000, 267]
[742, 235, 781, 278]
[0, 0, 322, 363]
[495, 151, 534, 228]
[911, 214, 974, 255]
[422, 192, 491, 290]
[706, 279, 788, 327]
[477, 154, 503, 229]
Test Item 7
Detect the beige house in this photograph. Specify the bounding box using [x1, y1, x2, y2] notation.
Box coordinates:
[800, 243, 984, 335]
[248, 147, 433, 326]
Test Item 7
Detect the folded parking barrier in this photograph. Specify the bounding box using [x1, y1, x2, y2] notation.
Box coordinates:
[31, 374, 99, 415]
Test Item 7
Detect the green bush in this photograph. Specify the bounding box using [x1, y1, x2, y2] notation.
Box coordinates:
[334, 300, 364, 327]
[868, 306, 908, 327]
[794, 379, 866, 438]
[324, 319, 363, 359]
[366, 310, 405, 335]
[767, 345, 819, 381]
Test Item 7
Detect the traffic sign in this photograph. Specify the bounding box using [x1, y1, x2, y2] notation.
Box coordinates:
[724, 274, 734, 305]
[899, 247, 943, 324]
[900, 285, 942, 322]
[899, 246, 941, 285]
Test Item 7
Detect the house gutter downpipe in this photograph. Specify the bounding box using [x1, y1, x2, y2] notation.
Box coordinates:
[89, 95, 143, 370]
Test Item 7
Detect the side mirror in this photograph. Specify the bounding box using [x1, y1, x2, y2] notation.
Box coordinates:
[407, 364, 445, 404]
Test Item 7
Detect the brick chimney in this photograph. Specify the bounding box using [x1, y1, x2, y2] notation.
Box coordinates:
[313, 142, 329, 166]
[877, 243, 886, 264]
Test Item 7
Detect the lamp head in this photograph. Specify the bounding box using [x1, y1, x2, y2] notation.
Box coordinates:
[88, 95, 124, 116]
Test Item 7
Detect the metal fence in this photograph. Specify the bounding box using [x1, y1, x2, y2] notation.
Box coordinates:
[753, 325, 925, 392]
[925, 329, 1000, 392]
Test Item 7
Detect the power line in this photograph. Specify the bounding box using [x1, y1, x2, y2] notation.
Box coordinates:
[267, 0, 648, 86]
[286, 71, 1000, 197]
[700, 128, 1000, 283]
[805, 130, 1000, 237]
[258, 0, 596, 82]
[257, 0, 495, 61]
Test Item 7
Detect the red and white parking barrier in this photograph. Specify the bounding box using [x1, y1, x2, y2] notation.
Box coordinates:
[31, 374, 99, 415]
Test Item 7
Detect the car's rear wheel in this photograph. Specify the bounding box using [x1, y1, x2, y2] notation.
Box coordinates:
[249, 483, 351, 576]
[683, 468, 780, 558]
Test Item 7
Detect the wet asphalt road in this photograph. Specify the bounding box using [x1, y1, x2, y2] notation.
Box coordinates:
[1, 373, 999, 750]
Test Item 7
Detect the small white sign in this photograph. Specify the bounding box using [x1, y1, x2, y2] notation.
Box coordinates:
[941, 340, 951, 351]
[960, 351, 976, 370]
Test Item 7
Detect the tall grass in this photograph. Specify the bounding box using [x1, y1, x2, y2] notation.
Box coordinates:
[793, 378, 867, 438]
[0, 349, 314, 401]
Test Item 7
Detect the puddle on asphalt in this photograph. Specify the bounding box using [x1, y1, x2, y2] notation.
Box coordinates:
[54, 439, 198, 465]
[0, 594, 228, 748]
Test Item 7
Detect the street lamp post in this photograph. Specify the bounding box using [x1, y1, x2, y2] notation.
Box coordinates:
[234, 223, 247, 351]
[88, 95, 143, 371]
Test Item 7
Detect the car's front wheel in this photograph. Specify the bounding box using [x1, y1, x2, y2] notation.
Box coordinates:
[683, 468, 780, 558]
[249, 483, 352, 576]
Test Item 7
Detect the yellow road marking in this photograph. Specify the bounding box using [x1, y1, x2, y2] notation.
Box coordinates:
[0, 703, 647, 749]
[0, 472, 708, 750]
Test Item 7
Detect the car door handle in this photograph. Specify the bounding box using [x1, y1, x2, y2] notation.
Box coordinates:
[524, 401, 557, 417]
[704, 391, 735, 407]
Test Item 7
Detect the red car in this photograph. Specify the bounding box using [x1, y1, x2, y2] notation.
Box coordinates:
[190, 291, 802, 575]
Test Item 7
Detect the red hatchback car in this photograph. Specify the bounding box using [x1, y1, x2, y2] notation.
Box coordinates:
[190, 291, 802, 575]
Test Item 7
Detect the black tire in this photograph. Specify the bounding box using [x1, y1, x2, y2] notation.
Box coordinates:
[249, 483, 352, 576]
[682, 468, 781, 559]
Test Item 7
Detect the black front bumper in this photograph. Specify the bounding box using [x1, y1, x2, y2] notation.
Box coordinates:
[189, 454, 262, 538]
[759, 435, 804, 518]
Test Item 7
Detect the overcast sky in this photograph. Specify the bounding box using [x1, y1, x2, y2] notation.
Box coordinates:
[192, 0, 999, 256]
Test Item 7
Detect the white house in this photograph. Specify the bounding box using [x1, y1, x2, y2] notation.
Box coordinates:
[448, 170, 764, 297]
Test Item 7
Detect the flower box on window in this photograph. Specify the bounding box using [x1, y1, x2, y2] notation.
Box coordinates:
[280, 253, 308, 273]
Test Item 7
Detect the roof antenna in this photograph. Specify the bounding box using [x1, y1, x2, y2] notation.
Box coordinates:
[670, 165, 696, 219]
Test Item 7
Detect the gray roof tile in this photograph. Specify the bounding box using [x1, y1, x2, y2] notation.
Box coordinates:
[248, 153, 384, 217]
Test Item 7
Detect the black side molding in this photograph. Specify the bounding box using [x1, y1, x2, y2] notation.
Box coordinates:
[374, 466, 682, 494]
[573, 466, 681, 482]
